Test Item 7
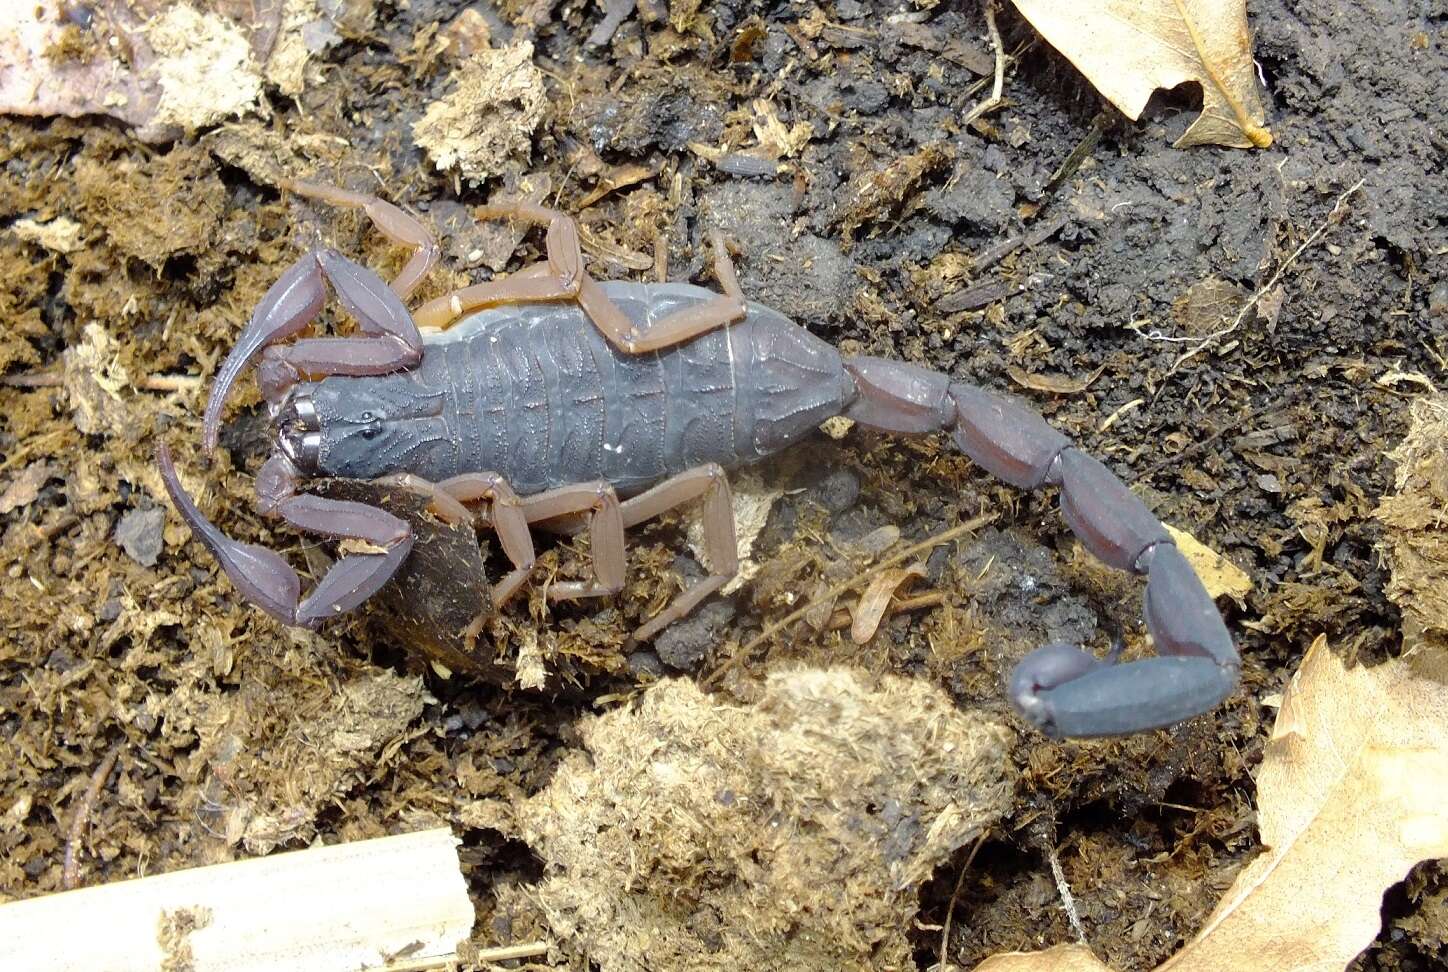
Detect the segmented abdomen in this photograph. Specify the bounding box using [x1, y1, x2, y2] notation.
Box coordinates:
[418, 281, 852, 493]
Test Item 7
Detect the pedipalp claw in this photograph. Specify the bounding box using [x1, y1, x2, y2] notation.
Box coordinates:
[158, 443, 302, 624]
[203, 254, 326, 453]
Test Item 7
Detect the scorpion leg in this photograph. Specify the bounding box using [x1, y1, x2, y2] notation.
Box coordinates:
[619, 464, 739, 642]
[413, 263, 580, 329]
[413, 201, 587, 329]
[279, 178, 441, 299]
[575, 229, 747, 353]
[385, 471, 539, 608]
[415, 201, 747, 353]
[840, 357, 1239, 738]
[384, 466, 739, 641]
[519, 482, 628, 600]
[159, 446, 414, 628]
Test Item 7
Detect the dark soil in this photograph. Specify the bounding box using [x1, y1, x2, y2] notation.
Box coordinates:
[2, 1, 1444, 969]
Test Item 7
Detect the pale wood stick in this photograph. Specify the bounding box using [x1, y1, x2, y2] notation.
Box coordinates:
[0, 828, 475, 971]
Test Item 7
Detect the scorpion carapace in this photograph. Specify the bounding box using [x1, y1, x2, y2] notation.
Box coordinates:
[159, 179, 1240, 739]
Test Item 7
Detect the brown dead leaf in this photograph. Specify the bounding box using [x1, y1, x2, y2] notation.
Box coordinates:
[1160, 635, 1448, 970]
[1173, 275, 1248, 335]
[1006, 364, 1105, 395]
[851, 565, 926, 644]
[1165, 525, 1252, 600]
[974, 636, 1448, 972]
[1010, 0, 1273, 149]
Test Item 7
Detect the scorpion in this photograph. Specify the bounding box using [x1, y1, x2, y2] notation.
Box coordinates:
[157, 180, 1240, 739]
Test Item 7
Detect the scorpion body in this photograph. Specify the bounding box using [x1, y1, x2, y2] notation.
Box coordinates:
[304, 283, 851, 492]
[159, 181, 1241, 739]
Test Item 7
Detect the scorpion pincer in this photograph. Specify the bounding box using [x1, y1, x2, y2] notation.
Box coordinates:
[158, 179, 1240, 739]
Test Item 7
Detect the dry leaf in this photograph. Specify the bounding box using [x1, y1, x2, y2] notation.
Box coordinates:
[574, 163, 658, 209]
[850, 565, 926, 644]
[974, 944, 1113, 972]
[9, 217, 84, 254]
[751, 98, 814, 159]
[1010, 0, 1273, 149]
[0, 463, 53, 515]
[1374, 395, 1448, 646]
[63, 323, 133, 438]
[1006, 364, 1105, 395]
[687, 471, 783, 595]
[1165, 525, 1252, 600]
[974, 636, 1448, 972]
[1159, 635, 1448, 970]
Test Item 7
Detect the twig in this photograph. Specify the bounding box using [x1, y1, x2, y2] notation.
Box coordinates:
[62, 741, 123, 891]
[825, 591, 947, 633]
[475, 941, 550, 962]
[961, 2, 1007, 128]
[2, 370, 201, 392]
[1044, 113, 1110, 196]
[703, 514, 992, 688]
[938, 829, 990, 969]
[1046, 841, 1088, 944]
[968, 214, 1069, 278]
[1157, 178, 1366, 376]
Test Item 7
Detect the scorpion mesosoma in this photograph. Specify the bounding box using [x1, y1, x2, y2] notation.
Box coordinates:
[157, 180, 1239, 739]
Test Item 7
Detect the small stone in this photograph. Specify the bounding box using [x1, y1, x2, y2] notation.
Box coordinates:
[1428, 282, 1448, 318]
[654, 600, 735, 672]
[812, 468, 861, 515]
[115, 506, 166, 567]
[626, 650, 664, 678]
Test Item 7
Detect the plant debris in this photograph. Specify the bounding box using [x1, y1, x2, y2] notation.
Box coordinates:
[982, 635, 1448, 971]
[506, 668, 1014, 971]
[413, 41, 548, 184]
[0, 2, 279, 142]
[1010, 0, 1273, 148]
[0, 0, 1443, 967]
[1374, 394, 1448, 653]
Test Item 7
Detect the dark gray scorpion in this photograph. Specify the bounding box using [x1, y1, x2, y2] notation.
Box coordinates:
[158, 180, 1239, 738]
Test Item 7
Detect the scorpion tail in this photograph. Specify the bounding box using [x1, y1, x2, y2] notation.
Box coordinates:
[840, 356, 1239, 738]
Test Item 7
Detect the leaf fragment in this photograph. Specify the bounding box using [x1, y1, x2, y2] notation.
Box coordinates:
[1164, 525, 1251, 600]
[972, 636, 1448, 972]
[1158, 635, 1448, 971]
[1006, 364, 1105, 395]
[1010, 0, 1273, 149]
[850, 565, 926, 644]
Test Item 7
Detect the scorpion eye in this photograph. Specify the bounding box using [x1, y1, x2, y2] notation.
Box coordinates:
[360, 427, 379, 441]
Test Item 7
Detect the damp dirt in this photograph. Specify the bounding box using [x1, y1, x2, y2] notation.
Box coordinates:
[1, 1, 1445, 969]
